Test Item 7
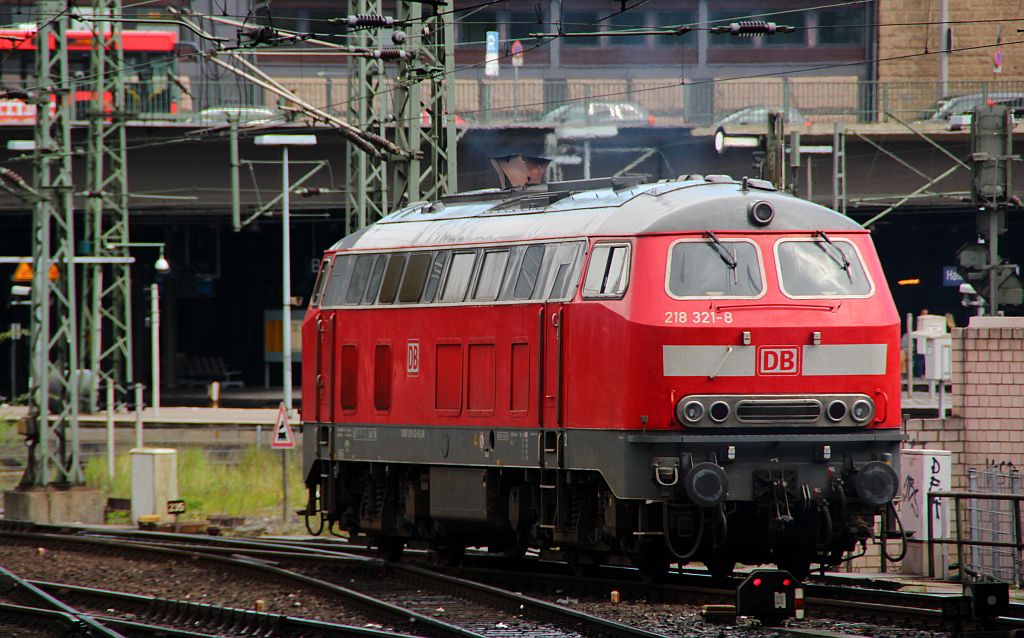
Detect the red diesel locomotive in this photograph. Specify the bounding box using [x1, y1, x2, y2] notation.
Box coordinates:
[300, 170, 903, 579]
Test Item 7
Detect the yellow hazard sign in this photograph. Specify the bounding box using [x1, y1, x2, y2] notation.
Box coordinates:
[11, 262, 59, 282]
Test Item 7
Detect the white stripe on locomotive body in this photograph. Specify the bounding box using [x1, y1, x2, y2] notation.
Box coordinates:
[663, 345, 756, 377]
[662, 344, 888, 377]
[802, 344, 888, 376]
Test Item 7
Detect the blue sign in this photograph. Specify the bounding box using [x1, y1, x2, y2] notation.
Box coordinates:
[942, 266, 964, 287]
[485, 31, 500, 76]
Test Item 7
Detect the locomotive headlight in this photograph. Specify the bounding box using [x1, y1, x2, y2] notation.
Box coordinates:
[850, 399, 873, 423]
[748, 200, 775, 226]
[826, 400, 848, 422]
[709, 401, 731, 423]
[677, 399, 704, 424]
[852, 461, 899, 506]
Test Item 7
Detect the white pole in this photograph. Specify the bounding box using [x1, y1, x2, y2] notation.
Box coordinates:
[151, 283, 160, 417]
[106, 378, 115, 478]
[134, 382, 144, 449]
[282, 145, 293, 412]
[938, 0, 948, 98]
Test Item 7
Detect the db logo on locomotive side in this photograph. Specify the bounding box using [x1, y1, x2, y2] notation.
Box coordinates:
[757, 346, 800, 375]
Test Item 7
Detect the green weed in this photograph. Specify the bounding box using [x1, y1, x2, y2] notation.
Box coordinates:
[84, 446, 306, 522]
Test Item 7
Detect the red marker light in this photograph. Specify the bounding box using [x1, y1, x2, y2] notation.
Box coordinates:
[753, 578, 762, 587]
[783, 578, 792, 587]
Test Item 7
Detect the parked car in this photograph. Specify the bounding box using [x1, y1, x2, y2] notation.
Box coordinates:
[714, 106, 807, 128]
[541, 101, 654, 126]
[918, 92, 1024, 124]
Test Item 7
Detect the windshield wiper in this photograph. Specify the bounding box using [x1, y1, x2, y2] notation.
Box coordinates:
[704, 231, 737, 270]
[814, 231, 853, 282]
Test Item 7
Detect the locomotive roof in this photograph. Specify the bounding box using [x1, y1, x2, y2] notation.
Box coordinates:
[330, 176, 864, 252]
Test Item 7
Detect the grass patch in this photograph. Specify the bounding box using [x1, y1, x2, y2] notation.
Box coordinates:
[0, 420, 17, 446]
[84, 446, 306, 522]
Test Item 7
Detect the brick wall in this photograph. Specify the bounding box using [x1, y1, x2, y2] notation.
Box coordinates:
[896, 318, 1024, 577]
[905, 320, 1024, 488]
[878, 0, 1024, 87]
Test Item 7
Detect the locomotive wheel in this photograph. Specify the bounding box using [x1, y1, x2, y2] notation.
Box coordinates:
[377, 536, 405, 562]
[703, 556, 737, 582]
[433, 543, 466, 567]
[637, 549, 670, 584]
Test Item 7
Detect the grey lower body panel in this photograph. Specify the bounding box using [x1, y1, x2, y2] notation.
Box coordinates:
[303, 422, 904, 502]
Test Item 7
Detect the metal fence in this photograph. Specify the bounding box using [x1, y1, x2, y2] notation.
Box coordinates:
[3, 76, 1024, 127]
[967, 466, 1024, 586]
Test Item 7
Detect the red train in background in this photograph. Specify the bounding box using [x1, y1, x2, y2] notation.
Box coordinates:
[300, 164, 903, 579]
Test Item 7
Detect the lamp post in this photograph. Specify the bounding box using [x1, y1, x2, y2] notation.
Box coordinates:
[106, 242, 170, 416]
[254, 134, 317, 413]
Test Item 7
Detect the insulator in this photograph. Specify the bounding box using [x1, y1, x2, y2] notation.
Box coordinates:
[712, 21, 795, 36]
[360, 131, 389, 148]
[373, 48, 408, 60]
[346, 14, 394, 28]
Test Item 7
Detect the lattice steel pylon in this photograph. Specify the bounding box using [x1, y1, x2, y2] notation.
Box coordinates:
[80, 0, 133, 412]
[24, 0, 83, 487]
[391, 1, 457, 207]
[345, 0, 390, 232]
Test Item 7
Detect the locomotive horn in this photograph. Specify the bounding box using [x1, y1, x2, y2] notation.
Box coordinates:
[490, 154, 551, 188]
[684, 462, 729, 508]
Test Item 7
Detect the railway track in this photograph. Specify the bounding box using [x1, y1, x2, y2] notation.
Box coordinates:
[0, 524, 675, 638]
[5, 522, 1024, 635]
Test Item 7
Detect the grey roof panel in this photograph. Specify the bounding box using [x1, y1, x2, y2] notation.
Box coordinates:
[330, 179, 864, 252]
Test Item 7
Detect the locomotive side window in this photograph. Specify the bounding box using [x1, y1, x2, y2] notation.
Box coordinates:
[399, 253, 432, 303]
[776, 237, 873, 298]
[542, 241, 586, 300]
[583, 243, 630, 298]
[512, 245, 544, 300]
[421, 251, 451, 303]
[310, 258, 331, 307]
[322, 255, 354, 306]
[363, 255, 387, 304]
[472, 249, 510, 301]
[378, 254, 408, 304]
[345, 254, 375, 305]
[666, 238, 764, 299]
[439, 251, 477, 302]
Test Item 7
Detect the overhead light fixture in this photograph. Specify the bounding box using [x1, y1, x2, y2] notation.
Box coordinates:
[154, 247, 171, 273]
[713, 127, 762, 155]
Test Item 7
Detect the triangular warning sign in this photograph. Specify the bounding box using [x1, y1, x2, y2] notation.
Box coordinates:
[271, 402, 295, 449]
[12, 262, 32, 282]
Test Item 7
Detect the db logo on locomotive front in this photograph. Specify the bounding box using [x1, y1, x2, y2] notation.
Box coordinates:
[757, 346, 800, 376]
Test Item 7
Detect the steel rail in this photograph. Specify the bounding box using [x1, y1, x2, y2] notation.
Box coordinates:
[0, 564, 126, 637]
[2, 526, 678, 638]
[0, 530, 486, 638]
[390, 562, 674, 638]
[30, 580, 416, 638]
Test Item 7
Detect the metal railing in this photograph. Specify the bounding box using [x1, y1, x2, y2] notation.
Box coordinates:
[3, 76, 1024, 128]
[926, 489, 1024, 586]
